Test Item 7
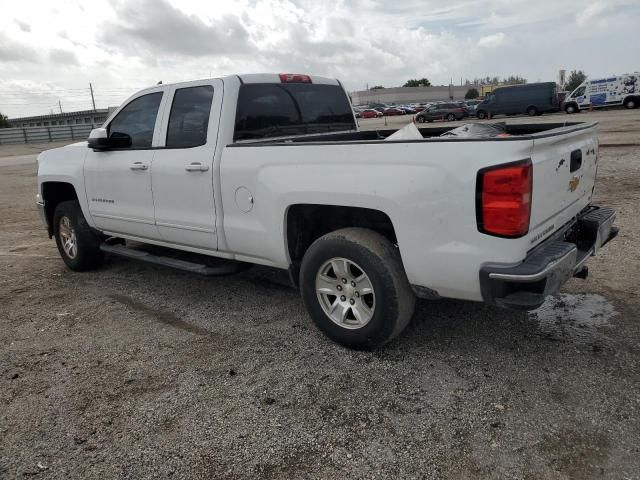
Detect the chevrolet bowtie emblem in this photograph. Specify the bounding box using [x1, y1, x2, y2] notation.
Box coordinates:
[568, 176, 580, 192]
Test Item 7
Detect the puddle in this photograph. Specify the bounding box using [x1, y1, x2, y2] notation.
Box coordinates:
[529, 293, 617, 346]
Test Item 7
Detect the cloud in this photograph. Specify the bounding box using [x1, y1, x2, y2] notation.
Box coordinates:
[14, 18, 31, 32]
[1, 0, 639, 118]
[478, 32, 505, 48]
[576, 3, 609, 25]
[99, 0, 253, 58]
[49, 48, 79, 65]
[0, 33, 38, 62]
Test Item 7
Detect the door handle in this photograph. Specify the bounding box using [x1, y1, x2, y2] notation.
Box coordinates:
[130, 162, 148, 170]
[185, 162, 209, 172]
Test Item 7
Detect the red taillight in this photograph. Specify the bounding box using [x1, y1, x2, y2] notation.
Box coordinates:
[476, 160, 532, 237]
[279, 73, 312, 83]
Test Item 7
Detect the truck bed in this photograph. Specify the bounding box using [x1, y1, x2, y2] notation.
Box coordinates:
[228, 122, 597, 146]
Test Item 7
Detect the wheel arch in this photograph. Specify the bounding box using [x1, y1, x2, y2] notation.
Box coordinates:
[41, 181, 79, 237]
[285, 204, 399, 286]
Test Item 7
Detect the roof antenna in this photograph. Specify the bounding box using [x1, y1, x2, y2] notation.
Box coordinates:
[157, 81, 163, 85]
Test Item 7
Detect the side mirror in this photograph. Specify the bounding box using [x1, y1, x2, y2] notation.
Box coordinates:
[87, 128, 132, 150]
[87, 128, 109, 150]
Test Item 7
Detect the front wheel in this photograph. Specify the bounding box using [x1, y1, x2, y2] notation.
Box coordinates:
[417, 116, 425, 123]
[476, 110, 487, 119]
[300, 228, 415, 350]
[447, 113, 455, 121]
[565, 104, 577, 114]
[527, 106, 538, 116]
[53, 200, 104, 271]
[624, 98, 637, 109]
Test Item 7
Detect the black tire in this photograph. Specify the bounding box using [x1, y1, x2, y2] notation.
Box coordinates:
[53, 200, 104, 271]
[417, 116, 425, 123]
[446, 113, 455, 121]
[476, 110, 487, 119]
[526, 106, 538, 116]
[565, 103, 578, 114]
[624, 97, 637, 109]
[300, 228, 415, 350]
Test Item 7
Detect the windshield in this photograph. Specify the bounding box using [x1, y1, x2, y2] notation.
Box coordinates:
[234, 83, 356, 141]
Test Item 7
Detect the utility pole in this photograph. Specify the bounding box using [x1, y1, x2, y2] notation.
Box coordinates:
[89, 82, 96, 111]
[58, 100, 63, 114]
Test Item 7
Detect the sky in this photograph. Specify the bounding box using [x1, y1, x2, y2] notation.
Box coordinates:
[1, 0, 639, 118]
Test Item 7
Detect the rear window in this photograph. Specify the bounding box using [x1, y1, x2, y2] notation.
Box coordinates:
[166, 85, 214, 148]
[234, 83, 356, 141]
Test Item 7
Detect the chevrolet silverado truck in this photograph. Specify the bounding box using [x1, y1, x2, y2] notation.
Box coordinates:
[36, 73, 618, 349]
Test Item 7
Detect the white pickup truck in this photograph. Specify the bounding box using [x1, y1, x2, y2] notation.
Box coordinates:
[36, 73, 618, 349]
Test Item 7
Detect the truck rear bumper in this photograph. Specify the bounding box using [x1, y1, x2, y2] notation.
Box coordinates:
[480, 206, 617, 310]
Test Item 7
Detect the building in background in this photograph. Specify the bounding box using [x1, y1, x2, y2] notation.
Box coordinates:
[7, 107, 117, 128]
[350, 85, 469, 106]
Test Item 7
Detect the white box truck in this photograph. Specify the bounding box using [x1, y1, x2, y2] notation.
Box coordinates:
[564, 73, 639, 113]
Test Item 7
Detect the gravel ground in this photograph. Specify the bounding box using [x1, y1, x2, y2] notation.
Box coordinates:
[1, 110, 639, 479]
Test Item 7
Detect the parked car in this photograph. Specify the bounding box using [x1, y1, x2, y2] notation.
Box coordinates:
[415, 103, 465, 122]
[563, 73, 639, 113]
[475, 82, 560, 119]
[462, 100, 481, 116]
[398, 106, 416, 114]
[383, 107, 405, 116]
[361, 109, 383, 118]
[453, 101, 470, 117]
[353, 110, 361, 118]
[412, 105, 427, 112]
[37, 72, 617, 350]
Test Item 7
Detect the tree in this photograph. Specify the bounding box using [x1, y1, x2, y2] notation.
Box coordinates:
[403, 78, 431, 87]
[464, 75, 527, 86]
[370, 85, 384, 90]
[465, 88, 479, 99]
[564, 70, 587, 92]
[0, 112, 10, 128]
[504, 75, 527, 85]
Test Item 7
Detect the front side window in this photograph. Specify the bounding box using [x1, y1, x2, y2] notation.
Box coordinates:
[572, 86, 586, 98]
[166, 85, 214, 148]
[234, 83, 356, 141]
[108, 92, 163, 148]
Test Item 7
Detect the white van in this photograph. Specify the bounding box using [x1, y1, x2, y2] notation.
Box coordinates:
[564, 73, 639, 113]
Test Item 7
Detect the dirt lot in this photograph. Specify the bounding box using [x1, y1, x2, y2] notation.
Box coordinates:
[1, 110, 639, 479]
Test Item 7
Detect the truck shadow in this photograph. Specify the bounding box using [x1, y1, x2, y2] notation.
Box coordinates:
[400, 293, 617, 352]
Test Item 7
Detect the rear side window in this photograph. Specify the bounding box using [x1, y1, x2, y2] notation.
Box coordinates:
[234, 83, 355, 141]
[108, 92, 163, 148]
[166, 85, 214, 148]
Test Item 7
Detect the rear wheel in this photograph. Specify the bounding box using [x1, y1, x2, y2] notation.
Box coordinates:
[624, 97, 637, 109]
[300, 228, 415, 350]
[526, 106, 538, 116]
[446, 113, 455, 121]
[53, 200, 104, 271]
[417, 116, 425, 123]
[476, 110, 487, 119]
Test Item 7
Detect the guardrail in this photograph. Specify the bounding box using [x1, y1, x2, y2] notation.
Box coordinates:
[0, 124, 99, 145]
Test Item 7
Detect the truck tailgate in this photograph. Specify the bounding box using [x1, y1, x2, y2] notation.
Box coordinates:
[528, 125, 599, 248]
